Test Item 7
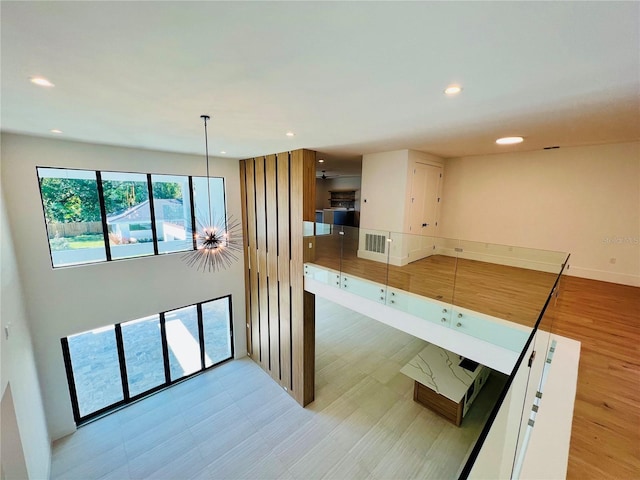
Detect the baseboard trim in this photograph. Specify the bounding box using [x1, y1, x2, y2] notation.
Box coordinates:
[565, 266, 640, 287]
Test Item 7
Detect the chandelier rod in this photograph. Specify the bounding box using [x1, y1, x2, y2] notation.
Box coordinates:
[201, 114, 213, 227]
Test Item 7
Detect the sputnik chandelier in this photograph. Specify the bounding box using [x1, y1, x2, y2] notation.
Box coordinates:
[183, 115, 242, 272]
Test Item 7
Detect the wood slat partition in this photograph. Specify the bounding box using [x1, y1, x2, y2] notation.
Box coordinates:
[239, 149, 316, 406]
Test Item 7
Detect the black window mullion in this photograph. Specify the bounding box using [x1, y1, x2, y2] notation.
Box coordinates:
[227, 294, 235, 359]
[147, 174, 159, 255]
[95, 171, 112, 261]
[189, 176, 197, 250]
[114, 324, 130, 401]
[60, 338, 82, 425]
[159, 312, 171, 383]
[197, 303, 205, 370]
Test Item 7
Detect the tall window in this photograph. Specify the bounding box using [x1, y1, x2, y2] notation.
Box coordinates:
[37, 167, 226, 268]
[62, 296, 234, 424]
[37, 168, 107, 267]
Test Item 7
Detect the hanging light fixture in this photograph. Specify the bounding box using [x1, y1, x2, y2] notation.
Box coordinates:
[183, 115, 242, 272]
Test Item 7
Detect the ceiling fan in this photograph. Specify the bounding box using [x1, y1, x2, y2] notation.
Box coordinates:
[317, 170, 340, 180]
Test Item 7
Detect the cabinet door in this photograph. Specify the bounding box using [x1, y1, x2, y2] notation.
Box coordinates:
[341, 275, 386, 303]
[452, 308, 529, 352]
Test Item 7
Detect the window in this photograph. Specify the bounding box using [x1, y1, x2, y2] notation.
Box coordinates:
[151, 175, 193, 254]
[202, 297, 233, 367]
[61, 296, 233, 424]
[192, 176, 226, 229]
[36, 167, 227, 268]
[121, 315, 165, 398]
[102, 171, 155, 260]
[64, 326, 124, 418]
[37, 167, 107, 267]
[165, 305, 201, 381]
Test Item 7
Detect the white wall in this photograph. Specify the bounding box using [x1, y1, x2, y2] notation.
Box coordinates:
[440, 142, 640, 286]
[1, 172, 51, 479]
[360, 150, 409, 232]
[0, 133, 247, 440]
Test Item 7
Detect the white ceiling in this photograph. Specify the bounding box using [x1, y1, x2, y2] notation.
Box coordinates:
[2, 1, 638, 171]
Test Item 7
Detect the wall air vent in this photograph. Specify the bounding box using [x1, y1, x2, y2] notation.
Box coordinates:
[365, 234, 386, 254]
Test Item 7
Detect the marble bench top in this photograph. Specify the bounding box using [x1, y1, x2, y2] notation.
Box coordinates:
[400, 343, 484, 402]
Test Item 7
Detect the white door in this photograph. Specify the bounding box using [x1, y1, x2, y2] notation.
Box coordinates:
[407, 163, 442, 261]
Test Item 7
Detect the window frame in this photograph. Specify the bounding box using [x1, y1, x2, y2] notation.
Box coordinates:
[61, 295, 234, 425]
[36, 166, 228, 268]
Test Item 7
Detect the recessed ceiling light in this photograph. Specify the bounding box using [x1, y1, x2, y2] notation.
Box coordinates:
[30, 76, 55, 87]
[220, 151, 226, 154]
[318, 159, 325, 163]
[444, 85, 462, 95]
[496, 136, 524, 145]
[50, 129, 63, 134]
[286, 131, 295, 137]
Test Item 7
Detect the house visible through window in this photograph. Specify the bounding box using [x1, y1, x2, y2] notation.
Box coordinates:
[37, 167, 226, 267]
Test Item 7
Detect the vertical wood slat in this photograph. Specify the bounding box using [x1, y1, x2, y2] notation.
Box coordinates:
[244, 160, 261, 361]
[302, 149, 317, 222]
[239, 161, 251, 356]
[301, 149, 316, 404]
[265, 154, 280, 381]
[254, 156, 270, 371]
[289, 149, 315, 405]
[289, 150, 303, 401]
[303, 291, 316, 403]
[277, 151, 292, 391]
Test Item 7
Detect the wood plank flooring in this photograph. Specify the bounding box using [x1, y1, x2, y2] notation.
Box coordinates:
[552, 276, 640, 480]
[50, 299, 506, 480]
[312, 232, 559, 327]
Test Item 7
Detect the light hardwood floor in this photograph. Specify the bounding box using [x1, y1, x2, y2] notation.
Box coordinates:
[312, 233, 560, 327]
[51, 298, 505, 480]
[553, 276, 640, 480]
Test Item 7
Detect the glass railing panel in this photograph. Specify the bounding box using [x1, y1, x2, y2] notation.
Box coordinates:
[305, 222, 342, 272]
[451, 240, 566, 329]
[464, 340, 536, 479]
[510, 262, 566, 478]
[382, 231, 458, 305]
[462, 256, 568, 479]
[341, 225, 391, 287]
